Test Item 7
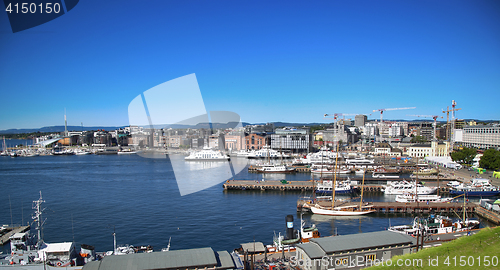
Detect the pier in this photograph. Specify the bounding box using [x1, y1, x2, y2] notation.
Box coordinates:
[223, 180, 315, 191]
[0, 225, 30, 245]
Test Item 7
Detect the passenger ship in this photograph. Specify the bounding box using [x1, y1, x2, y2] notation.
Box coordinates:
[184, 147, 230, 161]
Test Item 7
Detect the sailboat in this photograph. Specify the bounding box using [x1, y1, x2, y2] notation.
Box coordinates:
[311, 144, 375, 216]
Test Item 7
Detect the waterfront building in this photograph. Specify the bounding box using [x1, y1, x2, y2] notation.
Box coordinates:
[167, 135, 183, 148]
[82, 247, 238, 270]
[454, 125, 500, 150]
[355, 114, 367, 127]
[271, 127, 312, 153]
[295, 231, 417, 270]
[224, 132, 245, 151]
[407, 141, 449, 158]
[245, 133, 266, 150]
[371, 142, 402, 157]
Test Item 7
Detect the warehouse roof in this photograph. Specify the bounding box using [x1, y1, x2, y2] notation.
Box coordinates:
[82, 247, 235, 270]
[240, 242, 266, 253]
[297, 231, 416, 259]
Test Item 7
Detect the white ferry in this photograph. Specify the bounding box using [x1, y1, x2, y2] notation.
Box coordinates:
[184, 147, 230, 161]
[382, 180, 437, 195]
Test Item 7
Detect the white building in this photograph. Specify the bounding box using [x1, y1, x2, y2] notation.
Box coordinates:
[270, 127, 311, 153]
[407, 141, 449, 158]
[454, 125, 500, 150]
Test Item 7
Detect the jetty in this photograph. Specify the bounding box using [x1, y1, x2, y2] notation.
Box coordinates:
[0, 225, 30, 245]
[222, 180, 454, 194]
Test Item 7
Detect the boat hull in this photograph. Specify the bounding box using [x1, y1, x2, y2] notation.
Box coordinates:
[315, 188, 355, 195]
[449, 189, 500, 197]
[310, 206, 375, 216]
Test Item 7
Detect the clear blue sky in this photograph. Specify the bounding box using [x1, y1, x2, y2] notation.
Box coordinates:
[1, 0, 499, 130]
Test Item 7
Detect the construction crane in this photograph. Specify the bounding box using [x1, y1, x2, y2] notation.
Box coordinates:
[442, 100, 462, 152]
[407, 115, 444, 141]
[372, 107, 416, 142]
[372, 107, 416, 123]
[324, 113, 357, 146]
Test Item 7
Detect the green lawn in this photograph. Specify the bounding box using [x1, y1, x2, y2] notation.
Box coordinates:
[367, 226, 500, 270]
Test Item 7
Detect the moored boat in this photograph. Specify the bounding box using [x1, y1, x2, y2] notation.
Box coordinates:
[382, 180, 437, 195]
[184, 146, 230, 161]
[394, 194, 453, 203]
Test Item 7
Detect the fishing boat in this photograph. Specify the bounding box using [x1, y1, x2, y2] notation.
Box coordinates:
[6, 192, 92, 268]
[449, 178, 500, 197]
[388, 215, 480, 236]
[184, 146, 230, 161]
[382, 180, 437, 195]
[394, 194, 453, 203]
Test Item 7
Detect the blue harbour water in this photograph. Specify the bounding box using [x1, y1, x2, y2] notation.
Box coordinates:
[0, 154, 493, 255]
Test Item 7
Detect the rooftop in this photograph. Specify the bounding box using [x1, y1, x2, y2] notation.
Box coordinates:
[297, 231, 417, 259]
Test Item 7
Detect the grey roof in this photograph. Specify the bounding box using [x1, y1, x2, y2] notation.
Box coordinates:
[81, 261, 100, 270]
[82, 247, 218, 270]
[296, 242, 327, 259]
[411, 143, 432, 147]
[301, 231, 416, 256]
[216, 251, 236, 269]
[240, 242, 266, 253]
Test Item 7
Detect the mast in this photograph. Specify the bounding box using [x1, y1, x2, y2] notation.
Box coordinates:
[331, 143, 338, 209]
[359, 168, 366, 210]
[32, 191, 46, 247]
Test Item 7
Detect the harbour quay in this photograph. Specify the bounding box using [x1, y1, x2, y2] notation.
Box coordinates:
[223, 180, 315, 191]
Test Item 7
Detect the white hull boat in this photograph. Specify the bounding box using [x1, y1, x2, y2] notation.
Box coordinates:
[311, 205, 375, 216]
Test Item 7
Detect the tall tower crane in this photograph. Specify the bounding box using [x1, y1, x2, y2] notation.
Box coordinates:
[372, 107, 416, 142]
[442, 100, 462, 152]
[407, 115, 444, 141]
[372, 107, 416, 123]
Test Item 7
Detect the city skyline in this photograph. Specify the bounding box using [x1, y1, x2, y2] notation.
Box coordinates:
[1, 0, 499, 130]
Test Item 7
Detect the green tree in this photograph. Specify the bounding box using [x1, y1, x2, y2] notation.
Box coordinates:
[451, 147, 477, 165]
[479, 149, 500, 170]
[411, 136, 427, 143]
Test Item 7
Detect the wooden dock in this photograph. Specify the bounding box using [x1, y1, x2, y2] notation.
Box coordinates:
[223, 180, 315, 191]
[474, 205, 500, 224]
[0, 225, 30, 245]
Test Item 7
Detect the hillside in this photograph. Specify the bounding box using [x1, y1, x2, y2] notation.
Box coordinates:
[368, 226, 500, 270]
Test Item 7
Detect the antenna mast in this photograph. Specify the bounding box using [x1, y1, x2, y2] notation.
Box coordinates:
[32, 191, 46, 247]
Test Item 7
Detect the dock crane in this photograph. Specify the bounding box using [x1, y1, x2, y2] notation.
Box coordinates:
[442, 100, 462, 152]
[407, 115, 444, 141]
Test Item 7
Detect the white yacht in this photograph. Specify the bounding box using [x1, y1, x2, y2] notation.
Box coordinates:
[255, 163, 295, 173]
[382, 180, 437, 195]
[315, 180, 355, 194]
[247, 146, 289, 159]
[394, 194, 453, 203]
[185, 147, 230, 161]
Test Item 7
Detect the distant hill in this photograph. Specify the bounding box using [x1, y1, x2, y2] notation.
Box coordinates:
[1, 119, 496, 134]
[0, 126, 125, 134]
